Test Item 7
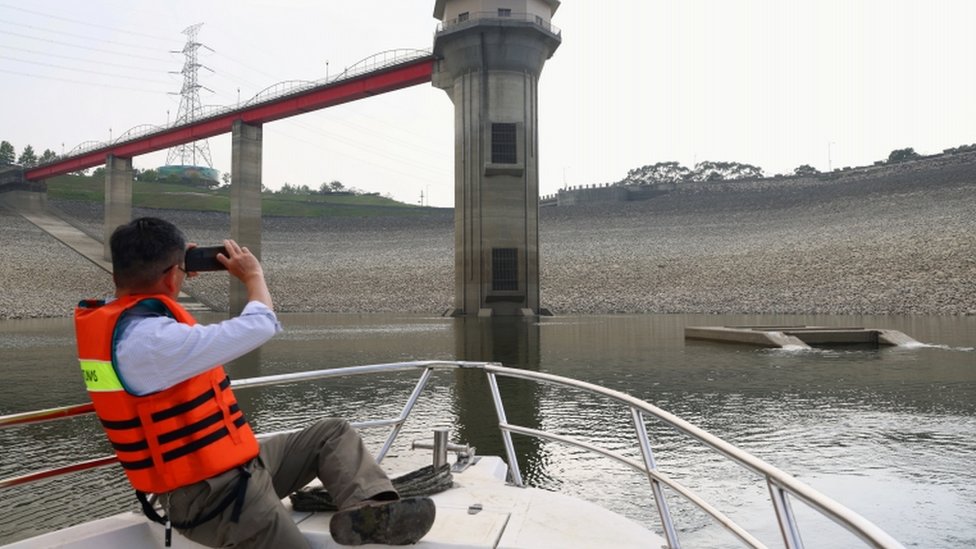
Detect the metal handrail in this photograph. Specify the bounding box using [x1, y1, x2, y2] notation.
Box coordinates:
[482, 364, 904, 549]
[0, 361, 464, 490]
[0, 360, 903, 548]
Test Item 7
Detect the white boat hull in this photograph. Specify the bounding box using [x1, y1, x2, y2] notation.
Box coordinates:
[4, 456, 663, 548]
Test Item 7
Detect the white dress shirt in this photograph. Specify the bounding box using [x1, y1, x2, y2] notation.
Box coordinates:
[114, 300, 282, 395]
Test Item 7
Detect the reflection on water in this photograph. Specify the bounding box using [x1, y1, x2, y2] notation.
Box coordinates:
[453, 317, 544, 471]
[0, 313, 974, 547]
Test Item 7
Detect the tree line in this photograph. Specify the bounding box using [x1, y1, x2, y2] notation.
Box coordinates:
[1, 137, 945, 192]
[274, 180, 380, 197]
[615, 147, 936, 187]
[618, 160, 764, 186]
[0, 141, 57, 167]
[2, 140, 379, 198]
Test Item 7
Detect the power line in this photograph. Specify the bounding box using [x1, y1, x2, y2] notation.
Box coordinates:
[0, 55, 171, 84]
[1, 46, 174, 75]
[277, 115, 451, 177]
[0, 4, 450, 191]
[0, 67, 168, 94]
[196, 60, 450, 179]
[265, 123, 450, 187]
[1, 29, 171, 62]
[329, 112, 450, 161]
[0, 18, 173, 53]
[0, 3, 172, 42]
[210, 51, 285, 85]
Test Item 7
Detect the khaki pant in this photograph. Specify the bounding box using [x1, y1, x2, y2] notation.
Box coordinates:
[161, 418, 395, 548]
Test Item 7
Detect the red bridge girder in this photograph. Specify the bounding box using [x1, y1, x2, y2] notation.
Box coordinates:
[25, 56, 436, 181]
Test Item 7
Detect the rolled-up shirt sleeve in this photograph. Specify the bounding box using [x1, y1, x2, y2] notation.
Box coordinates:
[115, 301, 282, 395]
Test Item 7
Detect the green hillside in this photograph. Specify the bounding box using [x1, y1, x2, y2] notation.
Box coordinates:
[45, 174, 446, 218]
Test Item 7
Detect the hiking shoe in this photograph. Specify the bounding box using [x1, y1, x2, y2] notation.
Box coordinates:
[330, 497, 436, 545]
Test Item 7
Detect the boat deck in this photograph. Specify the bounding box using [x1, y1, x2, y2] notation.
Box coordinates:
[4, 456, 662, 548]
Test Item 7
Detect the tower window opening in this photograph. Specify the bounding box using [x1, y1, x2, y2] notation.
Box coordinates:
[458, 12, 469, 22]
[498, 8, 512, 17]
[492, 248, 518, 291]
[491, 123, 518, 164]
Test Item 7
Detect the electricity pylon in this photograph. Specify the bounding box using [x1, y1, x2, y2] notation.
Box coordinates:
[165, 23, 214, 168]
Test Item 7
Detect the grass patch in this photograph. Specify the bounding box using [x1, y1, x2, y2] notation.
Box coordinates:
[44, 174, 445, 218]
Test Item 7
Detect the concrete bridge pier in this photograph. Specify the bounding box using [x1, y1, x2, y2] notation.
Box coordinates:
[103, 155, 133, 260]
[229, 120, 263, 315]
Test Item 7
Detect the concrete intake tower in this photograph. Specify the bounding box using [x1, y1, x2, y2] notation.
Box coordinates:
[433, 0, 561, 316]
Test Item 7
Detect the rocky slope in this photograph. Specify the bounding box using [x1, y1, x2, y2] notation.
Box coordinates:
[1, 154, 974, 319]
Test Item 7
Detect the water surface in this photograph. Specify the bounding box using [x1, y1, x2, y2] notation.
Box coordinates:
[1, 313, 973, 547]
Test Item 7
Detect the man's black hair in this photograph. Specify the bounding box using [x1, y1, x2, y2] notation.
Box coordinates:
[110, 217, 186, 290]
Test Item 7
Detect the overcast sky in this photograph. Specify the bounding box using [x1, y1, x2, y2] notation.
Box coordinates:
[2, 1, 975, 207]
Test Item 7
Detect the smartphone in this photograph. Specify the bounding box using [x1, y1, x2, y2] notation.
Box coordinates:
[184, 246, 228, 272]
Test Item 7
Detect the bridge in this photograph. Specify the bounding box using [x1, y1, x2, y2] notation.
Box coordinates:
[15, 49, 436, 312]
[23, 50, 436, 181]
[7, 2, 562, 316]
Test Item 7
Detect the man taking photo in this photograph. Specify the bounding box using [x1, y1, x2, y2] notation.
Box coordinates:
[75, 216, 434, 547]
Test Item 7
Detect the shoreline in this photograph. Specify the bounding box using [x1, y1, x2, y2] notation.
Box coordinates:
[2, 163, 975, 319]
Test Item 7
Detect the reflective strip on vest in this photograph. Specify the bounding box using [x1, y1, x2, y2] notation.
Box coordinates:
[79, 359, 123, 392]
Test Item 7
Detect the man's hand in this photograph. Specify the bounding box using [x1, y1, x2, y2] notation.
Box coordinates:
[218, 239, 263, 280]
[217, 239, 273, 309]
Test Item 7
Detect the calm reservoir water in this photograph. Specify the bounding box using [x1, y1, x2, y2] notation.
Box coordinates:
[1, 313, 973, 547]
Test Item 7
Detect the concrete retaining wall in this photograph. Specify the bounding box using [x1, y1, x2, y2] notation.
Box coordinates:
[541, 148, 976, 207]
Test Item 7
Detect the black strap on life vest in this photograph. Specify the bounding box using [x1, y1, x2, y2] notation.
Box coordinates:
[136, 465, 251, 547]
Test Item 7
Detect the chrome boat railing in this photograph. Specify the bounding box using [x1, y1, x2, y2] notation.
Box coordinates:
[0, 360, 903, 549]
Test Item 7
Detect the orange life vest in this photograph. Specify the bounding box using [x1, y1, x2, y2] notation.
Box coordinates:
[74, 294, 259, 494]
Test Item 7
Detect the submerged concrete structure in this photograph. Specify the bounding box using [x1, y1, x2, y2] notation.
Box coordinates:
[0, 166, 46, 213]
[433, 0, 561, 316]
[684, 326, 921, 349]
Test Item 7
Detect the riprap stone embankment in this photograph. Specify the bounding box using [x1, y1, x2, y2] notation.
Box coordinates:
[1, 154, 974, 319]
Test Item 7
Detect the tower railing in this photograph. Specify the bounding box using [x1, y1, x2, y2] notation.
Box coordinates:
[436, 11, 561, 36]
